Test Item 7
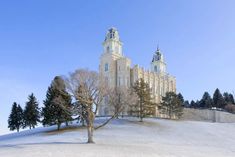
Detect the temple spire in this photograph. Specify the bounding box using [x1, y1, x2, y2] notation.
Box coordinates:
[102, 27, 123, 55]
[157, 44, 160, 52]
[151, 45, 166, 73]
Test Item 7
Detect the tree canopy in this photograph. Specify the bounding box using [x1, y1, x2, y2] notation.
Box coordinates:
[132, 78, 156, 122]
[8, 102, 24, 132]
[23, 93, 40, 129]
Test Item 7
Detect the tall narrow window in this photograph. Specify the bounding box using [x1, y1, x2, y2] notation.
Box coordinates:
[154, 66, 158, 72]
[105, 63, 109, 72]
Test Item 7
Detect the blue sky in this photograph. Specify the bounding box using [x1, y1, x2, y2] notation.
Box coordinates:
[0, 0, 235, 131]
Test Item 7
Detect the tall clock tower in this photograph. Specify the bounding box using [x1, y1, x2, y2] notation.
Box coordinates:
[99, 27, 123, 88]
[151, 47, 166, 74]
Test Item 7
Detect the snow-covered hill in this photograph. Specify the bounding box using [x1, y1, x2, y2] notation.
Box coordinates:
[0, 118, 235, 157]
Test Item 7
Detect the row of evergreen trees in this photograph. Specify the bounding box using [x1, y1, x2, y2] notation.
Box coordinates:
[8, 94, 40, 132]
[160, 92, 184, 119]
[130, 78, 184, 120]
[8, 76, 185, 132]
[184, 88, 235, 110]
[8, 76, 73, 132]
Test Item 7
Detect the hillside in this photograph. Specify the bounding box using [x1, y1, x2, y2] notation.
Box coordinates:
[0, 118, 235, 157]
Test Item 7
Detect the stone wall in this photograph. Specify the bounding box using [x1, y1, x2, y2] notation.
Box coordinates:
[182, 108, 235, 123]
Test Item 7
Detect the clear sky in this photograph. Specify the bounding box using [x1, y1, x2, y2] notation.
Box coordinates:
[0, 0, 235, 131]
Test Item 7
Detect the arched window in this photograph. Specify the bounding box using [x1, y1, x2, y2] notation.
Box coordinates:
[154, 66, 158, 72]
[106, 46, 110, 53]
[105, 63, 109, 72]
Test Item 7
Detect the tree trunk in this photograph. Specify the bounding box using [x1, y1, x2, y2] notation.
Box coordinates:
[169, 109, 171, 119]
[17, 127, 19, 132]
[66, 121, 69, 126]
[140, 100, 143, 122]
[82, 118, 85, 126]
[57, 123, 61, 130]
[87, 124, 94, 143]
[87, 108, 95, 143]
[95, 110, 120, 130]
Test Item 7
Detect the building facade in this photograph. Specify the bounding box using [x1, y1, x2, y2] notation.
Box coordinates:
[98, 27, 176, 115]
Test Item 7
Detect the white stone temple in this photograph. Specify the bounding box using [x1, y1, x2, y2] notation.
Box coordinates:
[98, 27, 176, 115]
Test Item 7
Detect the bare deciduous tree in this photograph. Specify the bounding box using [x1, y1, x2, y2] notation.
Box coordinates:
[94, 86, 138, 130]
[110, 87, 138, 117]
[64, 69, 107, 143]
[55, 69, 137, 143]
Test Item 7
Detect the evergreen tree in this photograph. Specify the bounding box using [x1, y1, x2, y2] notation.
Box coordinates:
[199, 92, 213, 109]
[41, 87, 56, 126]
[53, 76, 73, 126]
[223, 92, 235, 105]
[23, 93, 40, 129]
[160, 92, 183, 119]
[177, 93, 184, 105]
[213, 88, 226, 109]
[228, 94, 235, 104]
[195, 100, 200, 108]
[183, 100, 190, 108]
[42, 76, 72, 130]
[8, 102, 24, 132]
[190, 100, 196, 108]
[132, 78, 156, 122]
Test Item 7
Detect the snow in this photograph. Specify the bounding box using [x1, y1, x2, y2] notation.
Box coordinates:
[0, 118, 235, 157]
[0, 128, 10, 136]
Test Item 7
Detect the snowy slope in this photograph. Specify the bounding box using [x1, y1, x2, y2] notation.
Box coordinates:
[0, 118, 235, 157]
[0, 128, 10, 136]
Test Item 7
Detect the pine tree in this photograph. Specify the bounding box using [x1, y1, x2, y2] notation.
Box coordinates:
[42, 76, 72, 130]
[195, 100, 200, 108]
[160, 92, 183, 119]
[132, 78, 156, 122]
[190, 100, 196, 108]
[223, 92, 235, 105]
[177, 93, 184, 105]
[228, 94, 235, 104]
[41, 87, 56, 126]
[23, 93, 40, 129]
[8, 102, 24, 132]
[199, 92, 213, 109]
[229, 93, 235, 104]
[223, 92, 230, 104]
[183, 100, 190, 108]
[53, 76, 73, 126]
[213, 88, 226, 109]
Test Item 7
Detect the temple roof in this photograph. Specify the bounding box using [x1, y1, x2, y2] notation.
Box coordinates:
[152, 47, 164, 62]
[104, 27, 120, 41]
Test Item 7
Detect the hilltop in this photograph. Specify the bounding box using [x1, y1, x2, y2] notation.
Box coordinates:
[0, 118, 235, 157]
